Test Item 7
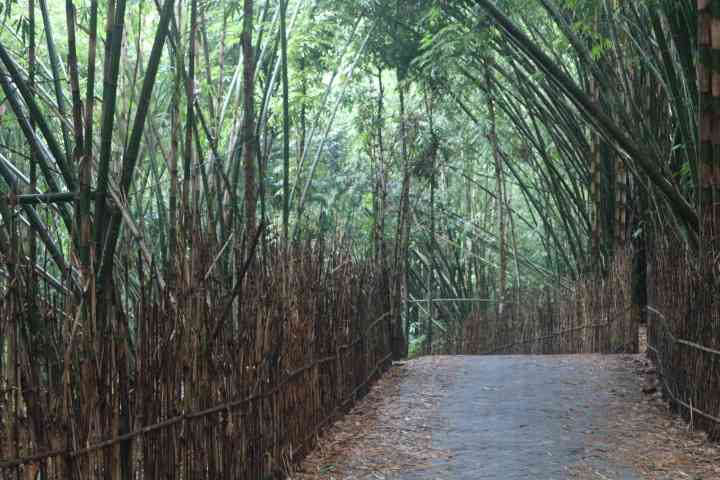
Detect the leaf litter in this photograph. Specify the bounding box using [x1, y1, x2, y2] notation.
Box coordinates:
[568, 329, 720, 479]
[291, 357, 455, 479]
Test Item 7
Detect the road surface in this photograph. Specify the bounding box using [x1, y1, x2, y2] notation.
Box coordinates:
[402, 356, 638, 479]
[297, 354, 717, 479]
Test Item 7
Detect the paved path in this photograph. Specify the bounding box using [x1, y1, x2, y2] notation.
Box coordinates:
[401, 356, 639, 480]
[298, 354, 718, 479]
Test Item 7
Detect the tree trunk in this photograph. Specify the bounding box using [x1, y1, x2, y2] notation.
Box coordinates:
[183, 0, 198, 225]
[698, 0, 720, 251]
[486, 61, 507, 314]
[589, 75, 602, 267]
[425, 88, 436, 355]
[393, 73, 410, 359]
[242, 0, 257, 236]
[426, 156, 435, 356]
[280, 0, 290, 242]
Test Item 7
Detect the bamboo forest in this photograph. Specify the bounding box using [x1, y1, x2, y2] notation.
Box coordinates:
[0, 0, 719, 478]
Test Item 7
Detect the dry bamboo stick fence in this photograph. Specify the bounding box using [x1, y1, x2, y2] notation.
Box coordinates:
[479, 305, 635, 355]
[0, 321, 392, 472]
[647, 239, 720, 440]
[0, 241, 396, 479]
[462, 252, 636, 355]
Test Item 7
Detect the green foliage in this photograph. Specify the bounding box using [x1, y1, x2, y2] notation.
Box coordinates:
[0, 0, 690, 355]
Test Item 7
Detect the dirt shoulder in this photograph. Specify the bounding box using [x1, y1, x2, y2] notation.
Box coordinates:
[292, 356, 455, 479]
[570, 354, 720, 479]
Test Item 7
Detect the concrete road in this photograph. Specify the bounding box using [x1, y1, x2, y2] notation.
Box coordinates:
[401, 356, 640, 479]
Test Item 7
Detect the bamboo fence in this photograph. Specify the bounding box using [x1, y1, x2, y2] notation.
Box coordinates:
[646, 238, 720, 440]
[462, 252, 636, 355]
[0, 241, 394, 479]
